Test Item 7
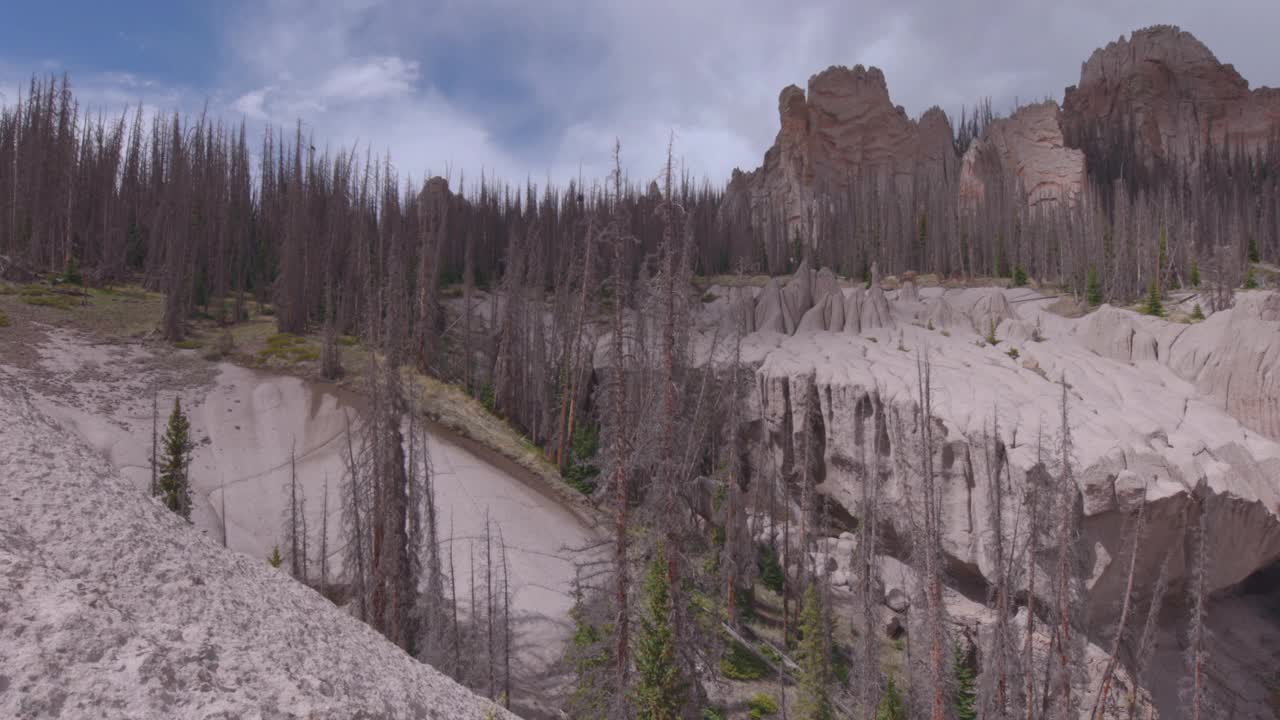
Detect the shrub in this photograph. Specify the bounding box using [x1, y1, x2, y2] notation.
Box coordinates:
[757, 543, 785, 594]
[720, 638, 769, 681]
[259, 333, 318, 363]
[1006, 348, 1020, 360]
[1086, 268, 1103, 306]
[1244, 265, 1258, 289]
[747, 693, 779, 719]
[174, 339, 202, 350]
[985, 318, 998, 346]
[1191, 303, 1205, 321]
[0, 308, 9, 327]
[1012, 265, 1027, 287]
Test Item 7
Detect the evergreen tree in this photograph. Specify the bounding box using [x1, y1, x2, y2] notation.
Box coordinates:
[1142, 279, 1164, 317]
[876, 674, 906, 720]
[1244, 264, 1257, 289]
[268, 544, 283, 568]
[1086, 267, 1103, 306]
[566, 581, 613, 719]
[1189, 260, 1200, 288]
[1249, 236, 1260, 264]
[794, 585, 833, 720]
[158, 396, 194, 520]
[1191, 303, 1205, 321]
[951, 641, 977, 720]
[632, 543, 686, 720]
[1012, 265, 1027, 287]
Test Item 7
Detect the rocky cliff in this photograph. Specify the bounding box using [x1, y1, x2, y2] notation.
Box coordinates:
[1062, 25, 1280, 169]
[724, 65, 957, 244]
[693, 271, 1280, 717]
[729, 24, 1280, 239]
[958, 101, 1087, 210]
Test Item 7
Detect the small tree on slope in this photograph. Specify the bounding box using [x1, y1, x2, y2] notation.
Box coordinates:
[159, 396, 194, 520]
[631, 543, 686, 720]
[795, 585, 833, 720]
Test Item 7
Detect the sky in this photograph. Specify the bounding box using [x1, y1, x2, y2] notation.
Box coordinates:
[1, 1, 1277, 189]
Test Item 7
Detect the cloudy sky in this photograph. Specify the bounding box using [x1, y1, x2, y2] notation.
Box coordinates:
[1, 1, 1276, 187]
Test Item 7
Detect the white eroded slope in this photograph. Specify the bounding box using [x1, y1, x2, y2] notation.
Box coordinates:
[11, 327, 598, 689]
[0, 377, 516, 720]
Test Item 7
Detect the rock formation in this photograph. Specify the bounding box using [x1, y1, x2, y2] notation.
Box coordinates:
[725, 65, 957, 244]
[1062, 24, 1280, 169]
[959, 101, 1087, 210]
[691, 282, 1280, 716]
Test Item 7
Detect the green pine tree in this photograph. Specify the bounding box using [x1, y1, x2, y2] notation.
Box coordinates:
[1244, 264, 1257, 289]
[876, 674, 907, 720]
[158, 396, 194, 520]
[268, 544, 283, 567]
[632, 543, 686, 720]
[1086, 267, 1103, 306]
[1249, 236, 1260, 263]
[1012, 265, 1028, 287]
[1191, 303, 1205, 321]
[794, 586, 833, 720]
[952, 641, 977, 720]
[1142, 279, 1164, 317]
[566, 582, 612, 719]
[1189, 260, 1201, 288]
[985, 318, 998, 346]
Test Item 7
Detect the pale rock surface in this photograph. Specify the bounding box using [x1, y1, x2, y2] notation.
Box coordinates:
[959, 101, 1086, 210]
[0, 380, 515, 720]
[692, 275, 1280, 716]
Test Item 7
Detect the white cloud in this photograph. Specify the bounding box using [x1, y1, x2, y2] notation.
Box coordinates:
[5, 1, 1280, 188]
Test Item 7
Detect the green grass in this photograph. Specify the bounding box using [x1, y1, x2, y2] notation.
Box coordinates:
[720, 638, 770, 681]
[258, 332, 320, 363]
[173, 339, 202, 350]
[747, 692, 778, 719]
[0, 307, 9, 327]
[19, 285, 79, 310]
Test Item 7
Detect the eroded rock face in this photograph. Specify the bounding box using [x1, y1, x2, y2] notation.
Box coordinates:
[692, 284, 1280, 715]
[725, 65, 957, 245]
[959, 102, 1086, 210]
[1062, 25, 1280, 168]
[1165, 293, 1280, 440]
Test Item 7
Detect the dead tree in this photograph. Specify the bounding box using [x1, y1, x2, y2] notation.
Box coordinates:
[1089, 485, 1148, 719]
[855, 387, 882, 719]
[1127, 550, 1170, 719]
[1186, 484, 1210, 720]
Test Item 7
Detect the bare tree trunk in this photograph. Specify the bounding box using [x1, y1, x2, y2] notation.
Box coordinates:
[151, 390, 158, 497]
[486, 513, 495, 700]
[1187, 488, 1209, 720]
[1090, 486, 1148, 720]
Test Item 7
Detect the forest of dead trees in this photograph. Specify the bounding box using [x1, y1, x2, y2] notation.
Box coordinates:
[0, 74, 1254, 718]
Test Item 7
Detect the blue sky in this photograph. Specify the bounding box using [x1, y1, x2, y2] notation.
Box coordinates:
[2, 1, 1277, 187]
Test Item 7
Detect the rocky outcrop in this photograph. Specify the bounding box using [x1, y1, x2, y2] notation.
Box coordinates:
[1062, 25, 1280, 169]
[725, 65, 957, 244]
[1081, 305, 1159, 363]
[1165, 292, 1280, 440]
[959, 102, 1086, 210]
